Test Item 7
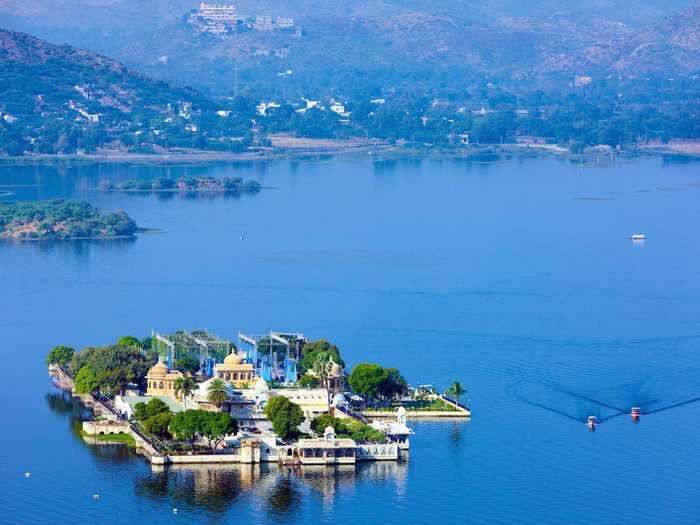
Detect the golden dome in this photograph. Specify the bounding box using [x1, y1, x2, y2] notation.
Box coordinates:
[224, 352, 244, 366]
[148, 360, 168, 377]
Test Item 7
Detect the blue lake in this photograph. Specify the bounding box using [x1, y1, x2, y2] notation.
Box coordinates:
[2, 155, 700, 524]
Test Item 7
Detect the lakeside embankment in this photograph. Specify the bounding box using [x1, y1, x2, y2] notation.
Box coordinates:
[3, 136, 687, 167]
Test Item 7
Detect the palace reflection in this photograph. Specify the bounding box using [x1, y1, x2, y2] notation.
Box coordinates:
[133, 460, 409, 516]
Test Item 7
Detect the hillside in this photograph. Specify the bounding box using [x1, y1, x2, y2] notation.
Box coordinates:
[612, 3, 700, 74]
[0, 28, 222, 155]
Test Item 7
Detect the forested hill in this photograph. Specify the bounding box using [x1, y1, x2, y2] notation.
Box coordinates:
[0, 28, 217, 155]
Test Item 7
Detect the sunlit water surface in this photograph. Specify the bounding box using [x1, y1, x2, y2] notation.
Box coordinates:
[2, 155, 700, 524]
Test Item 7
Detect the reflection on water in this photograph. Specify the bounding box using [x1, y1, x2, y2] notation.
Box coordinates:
[138, 464, 257, 513]
[46, 389, 408, 516]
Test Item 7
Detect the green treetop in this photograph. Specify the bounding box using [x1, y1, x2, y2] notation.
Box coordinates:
[143, 412, 173, 439]
[74, 365, 98, 394]
[201, 412, 237, 452]
[445, 381, 467, 404]
[207, 378, 229, 408]
[299, 339, 344, 375]
[46, 345, 75, 367]
[117, 336, 142, 348]
[264, 396, 304, 441]
[133, 397, 170, 422]
[348, 363, 408, 401]
[169, 409, 205, 450]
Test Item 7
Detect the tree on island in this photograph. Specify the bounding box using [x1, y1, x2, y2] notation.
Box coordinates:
[46, 345, 75, 367]
[207, 379, 229, 408]
[134, 397, 170, 422]
[143, 412, 173, 439]
[69, 344, 153, 396]
[201, 412, 237, 452]
[299, 340, 344, 375]
[264, 396, 304, 441]
[348, 363, 408, 402]
[168, 409, 237, 451]
[74, 365, 98, 394]
[445, 382, 466, 405]
[169, 410, 204, 450]
[174, 355, 201, 376]
[312, 352, 333, 389]
[174, 376, 199, 409]
[297, 374, 320, 389]
[117, 336, 142, 348]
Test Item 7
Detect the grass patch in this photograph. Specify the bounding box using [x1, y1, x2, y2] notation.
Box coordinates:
[364, 399, 459, 412]
[84, 431, 136, 447]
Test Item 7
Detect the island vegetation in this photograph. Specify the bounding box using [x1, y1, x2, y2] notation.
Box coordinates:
[0, 199, 138, 240]
[98, 176, 261, 194]
[264, 396, 305, 441]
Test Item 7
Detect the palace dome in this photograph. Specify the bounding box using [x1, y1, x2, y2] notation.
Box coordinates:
[223, 352, 244, 366]
[148, 360, 168, 377]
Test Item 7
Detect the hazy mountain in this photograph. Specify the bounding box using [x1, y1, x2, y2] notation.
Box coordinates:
[0, 0, 697, 95]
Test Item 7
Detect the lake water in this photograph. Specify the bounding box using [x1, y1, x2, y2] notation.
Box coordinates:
[2, 155, 700, 524]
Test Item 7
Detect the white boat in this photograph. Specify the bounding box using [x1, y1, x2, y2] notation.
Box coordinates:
[631, 234, 646, 241]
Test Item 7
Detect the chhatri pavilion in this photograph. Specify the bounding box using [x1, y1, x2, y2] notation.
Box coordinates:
[215, 350, 256, 388]
[145, 358, 184, 399]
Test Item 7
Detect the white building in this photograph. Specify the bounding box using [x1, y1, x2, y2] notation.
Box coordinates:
[330, 101, 349, 117]
[276, 17, 294, 29]
[370, 406, 413, 450]
[257, 102, 281, 116]
[254, 15, 274, 30]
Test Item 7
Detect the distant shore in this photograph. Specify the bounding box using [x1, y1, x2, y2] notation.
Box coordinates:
[0, 139, 696, 166]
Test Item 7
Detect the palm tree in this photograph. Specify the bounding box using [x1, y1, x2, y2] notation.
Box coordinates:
[174, 376, 198, 409]
[207, 378, 229, 409]
[312, 352, 332, 389]
[445, 381, 466, 405]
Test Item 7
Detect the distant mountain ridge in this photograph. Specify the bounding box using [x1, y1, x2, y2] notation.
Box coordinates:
[0, 1, 698, 94]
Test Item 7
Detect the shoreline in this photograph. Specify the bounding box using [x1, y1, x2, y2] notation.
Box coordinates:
[0, 142, 686, 167]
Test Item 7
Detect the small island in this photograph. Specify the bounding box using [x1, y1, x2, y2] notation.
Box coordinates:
[47, 330, 470, 466]
[0, 199, 138, 241]
[98, 176, 262, 195]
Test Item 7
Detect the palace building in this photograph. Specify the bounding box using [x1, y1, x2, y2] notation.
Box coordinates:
[145, 359, 184, 399]
[215, 351, 256, 388]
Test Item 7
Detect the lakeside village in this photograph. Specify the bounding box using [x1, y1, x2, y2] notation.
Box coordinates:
[47, 330, 470, 467]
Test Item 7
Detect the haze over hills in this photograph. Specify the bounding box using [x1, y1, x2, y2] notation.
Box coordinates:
[0, 0, 698, 96]
[1, 2, 699, 157]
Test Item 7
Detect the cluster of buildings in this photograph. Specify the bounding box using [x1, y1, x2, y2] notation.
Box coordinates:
[190, 3, 297, 38]
[110, 329, 413, 465]
[256, 97, 354, 125]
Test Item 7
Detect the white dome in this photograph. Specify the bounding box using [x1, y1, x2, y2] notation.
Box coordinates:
[254, 377, 269, 392]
